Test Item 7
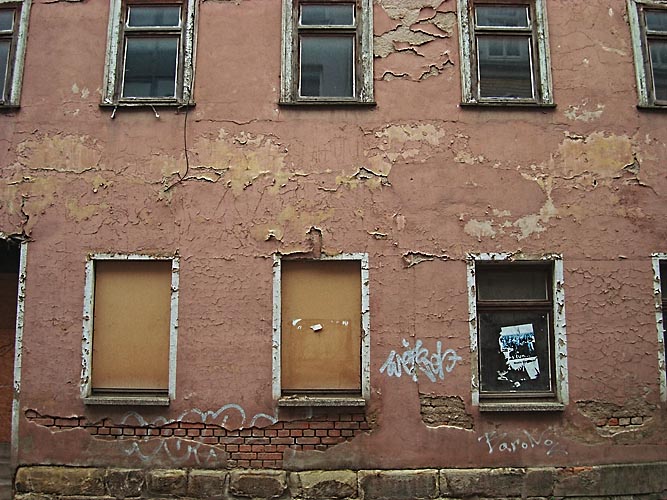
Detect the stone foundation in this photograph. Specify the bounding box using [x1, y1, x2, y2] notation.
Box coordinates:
[11, 463, 667, 499]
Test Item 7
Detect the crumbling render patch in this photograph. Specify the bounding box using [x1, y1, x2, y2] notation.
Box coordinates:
[420, 395, 473, 430]
[402, 251, 449, 268]
[375, 1, 456, 80]
[576, 400, 656, 438]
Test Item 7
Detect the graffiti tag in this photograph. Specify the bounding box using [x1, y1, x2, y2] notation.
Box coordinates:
[478, 429, 567, 456]
[379, 338, 462, 382]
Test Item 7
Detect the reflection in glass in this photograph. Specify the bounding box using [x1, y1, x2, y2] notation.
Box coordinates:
[479, 311, 552, 393]
[646, 10, 667, 31]
[477, 35, 533, 98]
[650, 40, 667, 101]
[0, 41, 8, 97]
[123, 37, 178, 98]
[128, 6, 181, 27]
[301, 4, 354, 26]
[300, 36, 353, 97]
[0, 10, 14, 32]
[475, 5, 528, 28]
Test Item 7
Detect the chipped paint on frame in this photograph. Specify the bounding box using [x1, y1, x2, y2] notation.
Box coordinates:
[80, 253, 180, 404]
[11, 240, 27, 467]
[651, 253, 667, 402]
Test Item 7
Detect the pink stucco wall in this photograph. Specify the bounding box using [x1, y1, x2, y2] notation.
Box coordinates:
[0, 0, 665, 469]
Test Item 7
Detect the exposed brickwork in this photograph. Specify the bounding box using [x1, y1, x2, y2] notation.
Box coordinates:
[419, 394, 474, 430]
[24, 409, 370, 469]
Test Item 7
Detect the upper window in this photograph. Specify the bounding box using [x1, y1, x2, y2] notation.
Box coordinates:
[629, 0, 667, 107]
[280, 0, 374, 105]
[102, 0, 197, 106]
[467, 254, 568, 411]
[0, 0, 31, 108]
[272, 254, 370, 406]
[457, 0, 554, 106]
[81, 255, 179, 405]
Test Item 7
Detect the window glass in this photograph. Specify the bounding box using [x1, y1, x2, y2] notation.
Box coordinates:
[0, 10, 14, 32]
[0, 41, 9, 97]
[478, 311, 552, 393]
[477, 35, 534, 98]
[646, 9, 667, 31]
[300, 36, 353, 97]
[300, 4, 354, 25]
[477, 266, 549, 301]
[649, 40, 667, 101]
[127, 6, 181, 27]
[661, 262, 667, 298]
[475, 5, 529, 28]
[123, 37, 179, 98]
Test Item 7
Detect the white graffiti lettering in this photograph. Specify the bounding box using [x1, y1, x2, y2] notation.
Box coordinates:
[119, 403, 277, 465]
[379, 339, 462, 382]
[478, 429, 567, 456]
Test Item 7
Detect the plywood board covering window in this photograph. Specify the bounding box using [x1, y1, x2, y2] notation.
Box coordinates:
[281, 260, 361, 392]
[92, 260, 171, 392]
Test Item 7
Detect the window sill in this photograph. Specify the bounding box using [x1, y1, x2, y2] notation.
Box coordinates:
[637, 103, 667, 111]
[278, 395, 366, 407]
[279, 99, 376, 107]
[479, 401, 565, 412]
[83, 394, 170, 406]
[99, 100, 195, 109]
[461, 101, 556, 109]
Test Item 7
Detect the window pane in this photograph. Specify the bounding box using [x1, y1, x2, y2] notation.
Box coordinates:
[479, 311, 552, 394]
[123, 37, 178, 98]
[661, 262, 667, 298]
[301, 4, 354, 25]
[477, 35, 534, 98]
[300, 36, 353, 97]
[0, 10, 14, 32]
[0, 41, 9, 98]
[649, 40, 667, 101]
[475, 5, 529, 28]
[646, 10, 667, 32]
[477, 266, 549, 301]
[127, 6, 181, 27]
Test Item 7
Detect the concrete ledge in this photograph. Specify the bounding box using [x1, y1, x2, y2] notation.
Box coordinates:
[11, 462, 667, 499]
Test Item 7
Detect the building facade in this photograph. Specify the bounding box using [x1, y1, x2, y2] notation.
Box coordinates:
[0, 0, 666, 498]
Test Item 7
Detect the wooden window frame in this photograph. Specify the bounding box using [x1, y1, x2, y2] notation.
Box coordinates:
[102, 0, 197, 107]
[0, 0, 30, 109]
[80, 253, 180, 406]
[457, 0, 554, 107]
[467, 253, 568, 412]
[651, 254, 667, 402]
[629, 0, 667, 108]
[272, 253, 370, 407]
[280, 0, 374, 105]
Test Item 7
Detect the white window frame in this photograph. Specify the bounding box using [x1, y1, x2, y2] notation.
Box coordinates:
[651, 253, 667, 402]
[280, 0, 374, 105]
[628, 0, 667, 108]
[457, 0, 554, 106]
[0, 0, 31, 108]
[101, 0, 197, 106]
[272, 253, 370, 406]
[80, 253, 180, 406]
[467, 253, 568, 411]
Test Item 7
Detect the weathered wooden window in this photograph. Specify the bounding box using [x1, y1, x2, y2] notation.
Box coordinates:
[652, 254, 667, 402]
[280, 0, 374, 105]
[629, 1, 667, 107]
[0, 1, 31, 107]
[457, 0, 553, 106]
[102, 0, 197, 106]
[273, 255, 370, 406]
[467, 254, 568, 411]
[82, 255, 179, 405]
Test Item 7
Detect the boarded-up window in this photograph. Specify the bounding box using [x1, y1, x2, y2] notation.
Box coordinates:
[281, 260, 361, 393]
[91, 260, 171, 393]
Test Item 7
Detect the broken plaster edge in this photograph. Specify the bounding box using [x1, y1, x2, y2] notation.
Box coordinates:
[651, 253, 667, 402]
[11, 240, 27, 468]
